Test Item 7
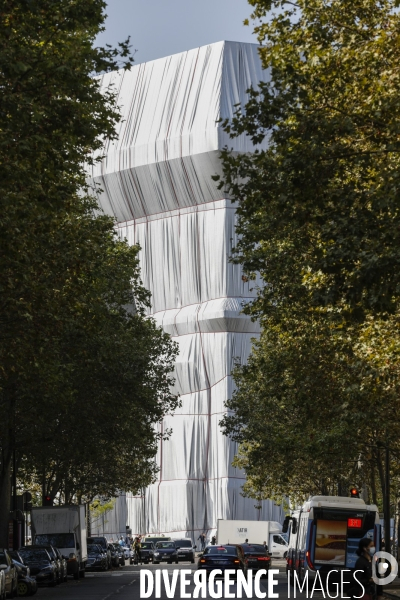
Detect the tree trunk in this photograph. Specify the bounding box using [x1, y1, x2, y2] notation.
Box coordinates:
[0, 451, 12, 547]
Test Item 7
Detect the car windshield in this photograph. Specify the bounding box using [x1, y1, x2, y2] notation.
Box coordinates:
[141, 543, 153, 549]
[242, 544, 266, 553]
[88, 545, 101, 554]
[19, 549, 50, 562]
[175, 540, 192, 547]
[43, 548, 56, 559]
[88, 538, 106, 549]
[156, 542, 175, 549]
[204, 546, 236, 555]
[35, 533, 75, 548]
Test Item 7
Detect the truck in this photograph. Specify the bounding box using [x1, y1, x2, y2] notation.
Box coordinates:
[31, 505, 87, 579]
[216, 519, 288, 558]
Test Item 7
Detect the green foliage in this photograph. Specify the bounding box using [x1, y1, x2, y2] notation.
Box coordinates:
[0, 0, 178, 543]
[218, 0, 400, 506]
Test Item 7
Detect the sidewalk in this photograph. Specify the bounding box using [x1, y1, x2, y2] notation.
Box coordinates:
[383, 577, 400, 598]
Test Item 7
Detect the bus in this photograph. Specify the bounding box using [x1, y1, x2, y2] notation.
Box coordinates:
[284, 495, 381, 583]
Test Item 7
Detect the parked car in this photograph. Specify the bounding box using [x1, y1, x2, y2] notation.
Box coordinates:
[197, 544, 248, 578]
[0, 549, 18, 598]
[111, 544, 125, 566]
[87, 537, 111, 569]
[240, 543, 271, 575]
[18, 547, 57, 587]
[107, 545, 120, 568]
[0, 570, 5, 600]
[139, 542, 155, 564]
[122, 546, 131, 561]
[153, 541, 178, 564]
[173, 539, 196, 563]
[53, 547, 68, 583]
[86, 545, 107, 571]
[25, 546, 61, 584]
[8, 552, 37, 597]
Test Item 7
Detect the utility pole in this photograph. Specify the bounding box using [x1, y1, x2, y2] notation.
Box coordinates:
[385, 433, 391, 555]
[12, 449, 18, 550]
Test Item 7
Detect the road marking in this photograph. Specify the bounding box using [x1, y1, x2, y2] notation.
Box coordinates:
[100, 579, 136, 600]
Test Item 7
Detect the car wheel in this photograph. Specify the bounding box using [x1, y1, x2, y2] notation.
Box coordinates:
[153, 561, 159, 565]
[80, 570, 85, 578]
[64, 572, 68, 583]
[175, 559, 178, 564]
[50, 575, 57, 587]
[73, 572, 79, 581]
[191, 558, 195, 564]
[17, 581, 29, 597]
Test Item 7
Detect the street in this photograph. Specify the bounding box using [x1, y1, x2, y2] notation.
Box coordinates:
[35, 561, 326, 600]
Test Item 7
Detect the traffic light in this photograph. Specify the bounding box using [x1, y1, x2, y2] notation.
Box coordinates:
[43, 495, 53, 506]
[23, 492, 32, 511]
[350, 487, 360, 498]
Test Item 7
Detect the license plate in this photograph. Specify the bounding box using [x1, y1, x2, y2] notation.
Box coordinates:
[163, 555, 168, 557]
[214, 561, 229, 565]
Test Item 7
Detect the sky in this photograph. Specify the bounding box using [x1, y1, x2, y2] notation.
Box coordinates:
[96, 0, 258, 64]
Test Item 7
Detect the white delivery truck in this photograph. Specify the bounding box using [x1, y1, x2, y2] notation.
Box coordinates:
[216, 519, 288, 558]
[31, 505, 87, 579]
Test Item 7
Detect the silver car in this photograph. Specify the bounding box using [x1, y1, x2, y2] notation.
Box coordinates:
[0, 549, 18, 598]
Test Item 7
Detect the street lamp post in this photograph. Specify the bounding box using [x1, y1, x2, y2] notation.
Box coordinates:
[385, 440, 391, 555]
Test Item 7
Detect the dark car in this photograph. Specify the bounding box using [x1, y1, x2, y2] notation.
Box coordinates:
[111, 544, 125, 567]
[0, 549, 18, 598]
[52, 547, 68, 583]
[173, 539, 196, 563]
[153, 542, 178, 564]
[8, 552, 37, 597]
[18, 548, 57, 587]
[25, 546, 61, 584]
[87, 537, 111, 569]
[240, 543, 271, 575]
[107, 545, 120, 568]
[86, 545, 107, 571]
[198, 545, 248, 578]
[139, 542, 155, 564]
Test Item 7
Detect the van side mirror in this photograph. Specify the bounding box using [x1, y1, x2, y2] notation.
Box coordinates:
[282, 517, 290, 534]
[292, 518, 297, 534]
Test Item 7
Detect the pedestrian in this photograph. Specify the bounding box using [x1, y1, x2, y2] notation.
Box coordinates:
[211, 535, 216, 545]
[134, 536, 142, 565]
[350, 538, 376, 600]
[197, 532, 206, 551]
[263, 540, 269, 552]
[245, 538, 248, 543]
[119, 536, 124, 546]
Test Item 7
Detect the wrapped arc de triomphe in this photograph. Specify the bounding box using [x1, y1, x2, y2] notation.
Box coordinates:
[88, 41, 284, 539]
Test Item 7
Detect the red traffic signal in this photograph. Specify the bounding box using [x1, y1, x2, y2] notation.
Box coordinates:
[350, 488, 360, 498]
[43, 495, 53, 506]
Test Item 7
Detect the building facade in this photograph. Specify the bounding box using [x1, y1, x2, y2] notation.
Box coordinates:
[89, 41, 283, 540]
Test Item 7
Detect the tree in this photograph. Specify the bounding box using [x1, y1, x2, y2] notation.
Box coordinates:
[218, 0, 400, 510]
[0, 1, 178, 546]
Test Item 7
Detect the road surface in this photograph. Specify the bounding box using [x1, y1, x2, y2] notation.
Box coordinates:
[36, 561, 327, 600]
